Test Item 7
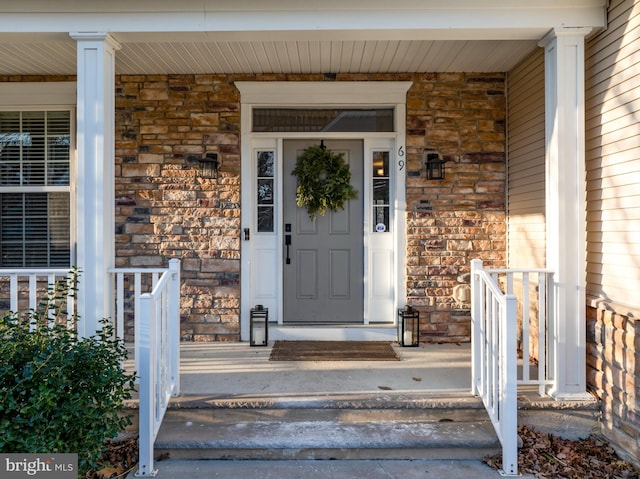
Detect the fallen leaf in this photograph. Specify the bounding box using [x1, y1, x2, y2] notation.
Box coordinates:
[96, 466, 124, 479]
[156, 452, 170, 462]
[484, 426, 640, 479]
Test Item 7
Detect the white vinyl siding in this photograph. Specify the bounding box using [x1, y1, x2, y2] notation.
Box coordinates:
[585, 0, 640, 314]
[507, 48, 546, 269]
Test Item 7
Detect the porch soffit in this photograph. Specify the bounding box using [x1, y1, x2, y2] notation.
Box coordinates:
[0, 1, 606, 76]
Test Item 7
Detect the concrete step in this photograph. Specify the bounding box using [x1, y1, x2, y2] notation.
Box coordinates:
[129, 459, 537, 479]
[123, 391, 600, 462]
[149, 394, 501, 461]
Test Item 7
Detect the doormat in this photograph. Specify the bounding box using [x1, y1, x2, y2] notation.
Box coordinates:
[269, 340, 400, 361]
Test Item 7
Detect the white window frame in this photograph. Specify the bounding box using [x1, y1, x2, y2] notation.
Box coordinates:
[0, 82, 76, 268]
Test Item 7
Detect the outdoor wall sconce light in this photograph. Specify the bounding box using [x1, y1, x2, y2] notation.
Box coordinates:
[199, 152, 221, 179]
[424, 151, 445, 180]
[397, 305, 420, 347]
[250, 305, 269, 347]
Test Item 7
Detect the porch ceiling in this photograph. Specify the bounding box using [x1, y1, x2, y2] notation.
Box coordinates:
[0, 1, 606, 76]
[0, 34, 544, 75]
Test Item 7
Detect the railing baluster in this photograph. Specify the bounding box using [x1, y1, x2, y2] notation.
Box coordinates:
[506, 272, 514, 295]
[501, 292, 518, 476]
[66, 274, 76, 328]
[10, 274, 18, 313]
[490, 294, 498, 415]
[521, 272, 530, 383]
[168, 259, 181, 395]
[137, 292, 156, 477]
[538, 272, 547, 396]
[134, 273, 142, 376]
[116, 273, 124, 340]
[482, 281, 488, 399]
[28, 275, 37, 330]
[471, 259, 482, 396]
[46, 273, 55, 327]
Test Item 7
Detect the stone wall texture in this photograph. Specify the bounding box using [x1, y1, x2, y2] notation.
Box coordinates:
[115, 74, 242, 341]
[112, 73, 507, 342]
[0, 73, 506, 342]
[111, 73, 507, 342]
[404, 73, 507, 342]
[587, 306, 640, 466]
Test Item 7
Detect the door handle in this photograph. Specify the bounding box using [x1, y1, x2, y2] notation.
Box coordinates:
[285, 234, 291, 264]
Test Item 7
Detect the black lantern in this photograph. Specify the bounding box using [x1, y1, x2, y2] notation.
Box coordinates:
[424, 151, 445, 180]
[250, 305, 268, 346]
[200, 152, 221, 179]
[397, 306, 420, 347]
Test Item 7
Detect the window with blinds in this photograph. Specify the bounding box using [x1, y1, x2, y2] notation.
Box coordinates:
[0, 111, 71, 268]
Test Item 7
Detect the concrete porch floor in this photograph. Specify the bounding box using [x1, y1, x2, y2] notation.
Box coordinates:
[126, 341, 473, 398]
[122, 340, 599, 479]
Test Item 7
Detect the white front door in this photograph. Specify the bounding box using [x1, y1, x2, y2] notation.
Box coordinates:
[283, 139, 364, 324]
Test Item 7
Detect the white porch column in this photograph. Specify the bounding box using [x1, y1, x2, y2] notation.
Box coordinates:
[539, 28, 592, 400]
[70, 32, 120, 338]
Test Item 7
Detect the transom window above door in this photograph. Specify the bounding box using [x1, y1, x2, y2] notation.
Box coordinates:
[252, 108, 394, 133]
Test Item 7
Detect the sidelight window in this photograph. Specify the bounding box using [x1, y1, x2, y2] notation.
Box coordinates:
[372, 150, 390, 233]
[256, 150, 275, 233]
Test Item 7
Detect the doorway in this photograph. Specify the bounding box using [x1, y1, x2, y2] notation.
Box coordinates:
[237, 81, 411, 341]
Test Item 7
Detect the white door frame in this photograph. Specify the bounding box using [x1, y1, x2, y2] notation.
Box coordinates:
[237, 81, 411, 341]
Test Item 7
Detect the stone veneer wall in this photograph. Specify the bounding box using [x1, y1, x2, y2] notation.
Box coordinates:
[0, 73, 506, 342]
[114, 74, 242, 341]
[404, 73, 507, 342]
[587, 306, 640, 467]
[114, 72, 506, 342]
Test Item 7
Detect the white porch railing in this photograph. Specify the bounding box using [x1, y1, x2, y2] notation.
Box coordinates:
[120, 259, 181, 478]
[109, 265, 173, 376]
[481, 264, 555, 395]
[471, 259, 518, 477]
[0, 269, 77, 326]
[1, 261, 181, 478]
[471, 259, 556, 477]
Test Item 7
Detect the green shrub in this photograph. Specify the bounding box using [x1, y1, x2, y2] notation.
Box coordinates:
[0, 272, 136, 475]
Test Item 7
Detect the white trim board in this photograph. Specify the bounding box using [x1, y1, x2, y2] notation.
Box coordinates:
[269, 325, 397, 342]
[235, 82, 412, 106]
[0, 82, 76, 106]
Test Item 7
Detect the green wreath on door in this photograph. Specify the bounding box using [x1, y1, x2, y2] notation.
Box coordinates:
[291, 144, 358, 220]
